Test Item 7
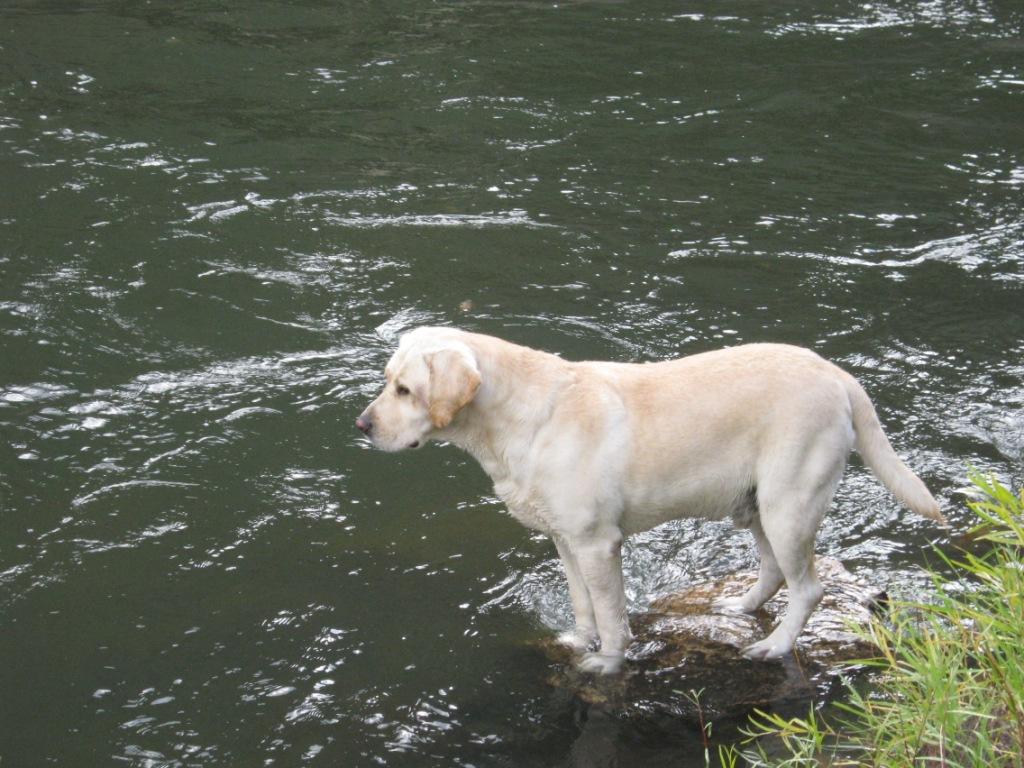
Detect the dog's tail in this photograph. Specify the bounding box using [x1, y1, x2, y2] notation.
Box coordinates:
[843, 375, 946, 524]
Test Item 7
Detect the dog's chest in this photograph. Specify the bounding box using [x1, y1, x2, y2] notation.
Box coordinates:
[493, 478, 553, 533]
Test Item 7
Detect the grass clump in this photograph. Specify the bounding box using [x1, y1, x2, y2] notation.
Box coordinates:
[736, 473, 1024, 768]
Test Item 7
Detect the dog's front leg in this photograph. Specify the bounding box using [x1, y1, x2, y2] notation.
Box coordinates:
[569, 529, 631, 675]
[553, 537, 599, 652]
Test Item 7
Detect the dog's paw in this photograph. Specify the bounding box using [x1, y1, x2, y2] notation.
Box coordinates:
[712, 595, 754, 614]
[741, 638, 792, 661]
[577, 651, 625, 675]
[556, 630, 597, 653]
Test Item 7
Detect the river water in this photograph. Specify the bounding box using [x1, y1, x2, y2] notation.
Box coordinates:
[1, 1, 1022, 766]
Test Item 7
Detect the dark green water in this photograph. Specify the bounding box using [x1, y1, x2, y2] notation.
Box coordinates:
[1, 1, 1022, 765]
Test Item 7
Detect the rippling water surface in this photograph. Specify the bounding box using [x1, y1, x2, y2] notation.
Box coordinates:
[2, 1, 1023, 765]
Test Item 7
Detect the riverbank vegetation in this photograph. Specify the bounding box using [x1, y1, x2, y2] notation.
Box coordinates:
[724, 474, 1024, 768]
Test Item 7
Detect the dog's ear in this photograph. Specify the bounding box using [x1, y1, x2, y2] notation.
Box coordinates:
[426, 348, 481, 429]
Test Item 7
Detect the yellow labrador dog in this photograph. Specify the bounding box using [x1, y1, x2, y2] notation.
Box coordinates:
[356, 327, 944, 674]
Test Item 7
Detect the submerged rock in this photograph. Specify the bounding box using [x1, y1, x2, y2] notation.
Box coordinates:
[541, 557, 885, 719]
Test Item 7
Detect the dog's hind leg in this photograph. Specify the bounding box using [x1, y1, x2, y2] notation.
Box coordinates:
[745, 481, 839, 663]
[742, 437, 847, 661]
[713, 516, 784, 614]
[741, 492, 827, 660]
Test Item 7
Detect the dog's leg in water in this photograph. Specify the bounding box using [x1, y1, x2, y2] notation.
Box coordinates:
[713, 517, 784, 614]
[571, 529, 632, 674]
[742, 487, 832, 660]
[553, 537, 599, 652]
[741, 425, 847, 660]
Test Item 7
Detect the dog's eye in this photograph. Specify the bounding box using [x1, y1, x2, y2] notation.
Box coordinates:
[396, 384, 410, 396]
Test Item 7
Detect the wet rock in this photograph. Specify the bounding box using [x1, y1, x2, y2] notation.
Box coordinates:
[541, 557, 885, 719]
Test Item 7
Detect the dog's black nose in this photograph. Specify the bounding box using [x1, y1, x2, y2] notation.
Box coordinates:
[355, 415, 372, 435]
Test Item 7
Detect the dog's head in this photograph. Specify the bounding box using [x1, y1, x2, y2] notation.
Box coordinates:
[356, 328, 481, 452]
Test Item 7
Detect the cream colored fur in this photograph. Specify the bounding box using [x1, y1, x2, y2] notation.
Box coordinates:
[357, 327, 944, 674]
